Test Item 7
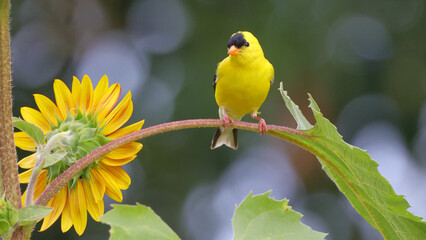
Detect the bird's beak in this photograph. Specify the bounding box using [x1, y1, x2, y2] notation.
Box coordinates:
[227, 45, 240, 56]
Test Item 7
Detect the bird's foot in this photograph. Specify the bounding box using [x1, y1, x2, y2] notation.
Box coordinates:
[223, 115, 234, 129]
[257, 118, 268, 136]
[251, 113, 268, 136]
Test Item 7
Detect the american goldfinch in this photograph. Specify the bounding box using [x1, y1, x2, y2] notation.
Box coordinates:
[211, 31, 274, 150]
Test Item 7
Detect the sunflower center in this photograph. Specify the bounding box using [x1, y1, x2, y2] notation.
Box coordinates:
[44, 110, 110, 184]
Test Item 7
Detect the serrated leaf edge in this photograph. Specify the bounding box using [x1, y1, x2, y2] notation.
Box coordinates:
[279, 88, 426, 240]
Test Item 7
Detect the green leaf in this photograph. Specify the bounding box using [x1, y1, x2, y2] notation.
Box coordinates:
[101, 203, 181, 240]
[233, 191, 327, 240]
[17, 206, 53, 226]
[277, 83, 426, 240]
[278, 82, 313, 130]
[12, 117, 45, 146]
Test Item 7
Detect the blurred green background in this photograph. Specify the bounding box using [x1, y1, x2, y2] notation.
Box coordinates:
[10, 0, 426, 239]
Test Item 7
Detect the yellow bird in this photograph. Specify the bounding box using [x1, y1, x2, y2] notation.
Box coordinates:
[211, 31, 274, 150]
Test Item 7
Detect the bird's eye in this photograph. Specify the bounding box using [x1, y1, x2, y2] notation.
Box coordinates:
[244, 41, 250, 47]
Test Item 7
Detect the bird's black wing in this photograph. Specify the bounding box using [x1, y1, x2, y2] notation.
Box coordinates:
[213, 74, 217, 93]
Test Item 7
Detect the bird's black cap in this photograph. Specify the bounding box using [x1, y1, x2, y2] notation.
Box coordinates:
[227, 33, 247, 49]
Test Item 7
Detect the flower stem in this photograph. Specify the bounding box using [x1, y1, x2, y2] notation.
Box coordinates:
[25, 152, 44, 206]
[0, 0, 22, 209]
[35, 119, 308, 206]
[25, 131, 69, 206]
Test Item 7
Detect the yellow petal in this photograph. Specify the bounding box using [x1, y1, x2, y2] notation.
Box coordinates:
[82, 179, 104, 221]
[98, 163, 131, 190]
[21, 190, 27, 206]
[14, 132, 36, 151]
[101, 91, 133, 135]
[72, 76, 82, 108]
[97, 197, 104, 219]
[100, 155, 137, 167]
[21, 107, 51, 133]
[40, 186, 67, 232]
[18, 153, 36, 169]
[34, 170, 48, 200]
[105, 185, 123, 202]
[54, 79, 74, 120]
[21, 170, 47, 202]
[89, 170, 105, 203]
[105, 142, 142, 160]
[61, 188, 73, 233]
[34, 94, 59, 125]
[92, 168, 122, 202]
[80, 75, 94, 113]
[96, 83, 121, 122]
[70, 180, 87, 236]
[19, 169, 32, 183]
[107, 119, 145, 139]
[90, 75, 109, 112]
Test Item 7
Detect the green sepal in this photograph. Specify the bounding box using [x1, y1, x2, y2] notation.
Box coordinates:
[78, 128, 97, 142]
[77, 139, 102, 157]
[96, 134, 112, 145]
[43, 149, 68, 168]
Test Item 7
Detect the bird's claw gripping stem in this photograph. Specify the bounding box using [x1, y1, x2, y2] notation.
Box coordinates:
[223, 115, 234, 129]
[257, 118, 268, 136]
[251, 113, 268, 136]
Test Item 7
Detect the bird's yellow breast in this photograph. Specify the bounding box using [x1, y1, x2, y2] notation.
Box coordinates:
[215, 56, 273, 120]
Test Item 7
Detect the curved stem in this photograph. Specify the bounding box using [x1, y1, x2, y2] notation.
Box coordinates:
[35, 119, 307, 206]
[25, 152, 44, 206]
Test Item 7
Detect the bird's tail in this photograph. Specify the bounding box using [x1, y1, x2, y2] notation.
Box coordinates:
[211, 127, 238, 150]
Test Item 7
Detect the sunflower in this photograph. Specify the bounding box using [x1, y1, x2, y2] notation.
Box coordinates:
[14, 75, 144, 235]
